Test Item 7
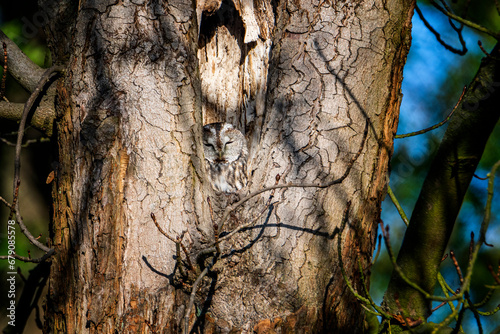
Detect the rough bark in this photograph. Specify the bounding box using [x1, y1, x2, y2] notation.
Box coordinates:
[218, 1, 413, 331]
[46, 1, 205, 332]
[41, 0, 414, 333]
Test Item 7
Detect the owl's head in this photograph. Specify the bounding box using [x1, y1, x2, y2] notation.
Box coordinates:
[203, 123, 247, 163]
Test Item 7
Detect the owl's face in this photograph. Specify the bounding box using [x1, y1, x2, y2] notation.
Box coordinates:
[203, 123, 247, 164]
[203, 123, 248, 193]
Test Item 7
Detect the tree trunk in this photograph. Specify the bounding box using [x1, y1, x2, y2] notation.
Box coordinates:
[42, 0, 414, 332]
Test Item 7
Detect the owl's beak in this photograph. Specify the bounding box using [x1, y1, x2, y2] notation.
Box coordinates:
[216, 150, 226, 163]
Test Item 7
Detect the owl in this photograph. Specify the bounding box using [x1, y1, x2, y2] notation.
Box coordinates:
[203, 122, 248, 193]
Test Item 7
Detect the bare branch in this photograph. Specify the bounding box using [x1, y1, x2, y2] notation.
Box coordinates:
[386, 185, 409, 226]
[184, 250, 221, 334]
[150, 212, 177, 243]
[0, 30, 46, 92]
[0, 250, 55, 263]
[395, 86, 465, 139]
[0, 136, 50, 147]
[429, 1, 500, 40]
[12, 65, 63, 255]
[150, 213, 195, 273]
[480, 159, 500, 245]
[0, 33, 57, 136]
[477, 41, 496, 59]
[415, 5, 467, 55]
[215, 176, 280, 245]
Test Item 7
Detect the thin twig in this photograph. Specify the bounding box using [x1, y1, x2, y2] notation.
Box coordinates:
[449, 305, 466, 334]
[476, 304, 500, 317]
[474, 173, 488, 180]
[437, 0, 468, 55]
[449, 250, 464, 284]
[414, 5, 467, 55]
[429, 0, 500, 40]
[431, 300, 447, 312]
[478, 41, 491, 58]
[464, 284, 483, 334]
[150, 212, 177, 243]
[184, 255, 219, 334]
[0, 195, 12, 208]
[207, 197, 221, 254]
[0, 250, 55, 263]
[12, 65, 63, 255]
[473, 286, 495, 308]
[357, 256, 388, 317]
[178, 236, 195, 272]
[434, 300, 463, 334]
[480, 160, 500, 245]
[387, 185, 409, 226]
[14, 65, 63, 191]
[434, 273, 457, 316]
[396, 86, 465, 139]
[175, 241, 187, 278]
[9, 180, 20, 221]
[0, 136, 50, 147]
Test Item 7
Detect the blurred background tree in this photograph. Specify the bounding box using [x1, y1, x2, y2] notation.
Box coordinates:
[0, 0, 499, 332]
[371, 1, 500, 333]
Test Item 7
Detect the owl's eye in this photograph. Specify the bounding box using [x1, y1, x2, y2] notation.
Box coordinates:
[225, 141, 234, 145]
[204, 143, 215, 149]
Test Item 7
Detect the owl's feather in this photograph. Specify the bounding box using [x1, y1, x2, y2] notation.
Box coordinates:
[203, 123, 248, 193]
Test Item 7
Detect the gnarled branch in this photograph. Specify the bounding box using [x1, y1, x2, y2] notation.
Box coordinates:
[0, 30, 46, 92]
